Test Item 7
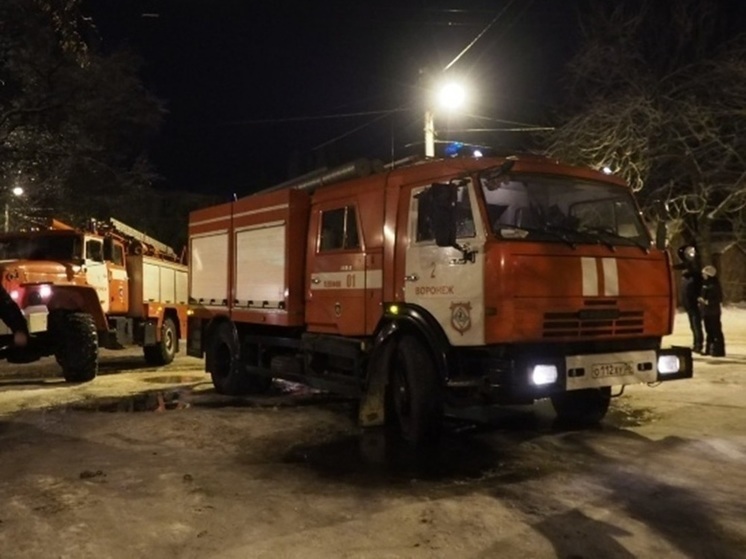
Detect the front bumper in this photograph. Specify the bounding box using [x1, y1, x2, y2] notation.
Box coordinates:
[448, 345, 693, 404]
[0, 304, 49, 336]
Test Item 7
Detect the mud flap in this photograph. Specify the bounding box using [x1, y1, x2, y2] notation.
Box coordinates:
[143, 319, 158, 346]
[358, 339, 396, 427]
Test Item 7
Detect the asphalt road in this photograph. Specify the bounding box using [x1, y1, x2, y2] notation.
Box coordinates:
[0, 313, 744, 558]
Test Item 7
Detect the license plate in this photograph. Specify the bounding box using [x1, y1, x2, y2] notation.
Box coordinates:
[591, 362, 633, 378]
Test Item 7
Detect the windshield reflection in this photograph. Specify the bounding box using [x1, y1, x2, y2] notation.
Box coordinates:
[0, 234, 79, 261]
[480, 170, 650, 248]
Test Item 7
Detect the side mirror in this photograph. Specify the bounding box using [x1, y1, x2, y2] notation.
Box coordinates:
[655, 221, 667, 250]
[428, 183, 457, 248]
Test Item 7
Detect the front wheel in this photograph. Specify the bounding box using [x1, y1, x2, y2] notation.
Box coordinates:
[385, 335, 444, 446]
[143, 317, 177, 366]
[551, 387, 611, 425]
[51, 311, 98, 383]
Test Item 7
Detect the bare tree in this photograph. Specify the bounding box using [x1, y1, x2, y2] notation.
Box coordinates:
[0, 0, 164, 229]
[546, 0, 746, 262]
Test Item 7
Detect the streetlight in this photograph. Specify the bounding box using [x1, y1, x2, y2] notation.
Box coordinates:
[424, 80, 467, 158]
[4, 186, 24, 232]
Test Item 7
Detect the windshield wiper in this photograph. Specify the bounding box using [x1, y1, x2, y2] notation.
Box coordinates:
[561, 226, 616, 252]
[500, 225, 577, 249]
[582, 227, 649, 253]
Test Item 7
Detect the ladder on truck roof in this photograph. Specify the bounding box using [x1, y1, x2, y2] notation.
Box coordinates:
[109, 217, 179, 260]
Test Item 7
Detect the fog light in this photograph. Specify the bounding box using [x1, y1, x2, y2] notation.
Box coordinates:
[531, 364, 558, 385]
[657, 355, 680, 375]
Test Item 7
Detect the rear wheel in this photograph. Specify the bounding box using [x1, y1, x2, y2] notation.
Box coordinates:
[51, 311, 98, 383]
[551, 387, 611, 425]
[208, 323, 271, 395]
[385, 335, 443, 446]
[143, 317, 177, 366]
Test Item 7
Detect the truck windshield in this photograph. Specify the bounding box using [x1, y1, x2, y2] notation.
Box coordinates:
[479, 171, 650, 248]
[0, 234, 81, 261]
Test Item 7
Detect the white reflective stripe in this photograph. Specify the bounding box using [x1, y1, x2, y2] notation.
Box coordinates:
[190, 215, 230, 227]
[233, 204, 288, 219]
[366, 269, 382, 289]
[234, 220, 285, 234]
[190, 229, 228, 238]
[310, 270, 382, 290]
[581, 257, 598, 296]
[603, 258, 619, 296]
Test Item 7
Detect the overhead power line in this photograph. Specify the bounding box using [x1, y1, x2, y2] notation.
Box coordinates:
[443, 0, 518, 71]
[312, 110, 401, 151]
[222, 108, 409, 126]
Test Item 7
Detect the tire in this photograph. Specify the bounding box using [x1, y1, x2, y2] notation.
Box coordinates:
[143, 317, 177, 366]
[52, 312, 98, 383]
[208, 322, 271, 395]
[385, 335, 444, 446]
[551, 387, 611, 425]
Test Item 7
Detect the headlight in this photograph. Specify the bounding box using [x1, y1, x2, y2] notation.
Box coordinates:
[531, 364, 558, 385]
[39, 284, 52, 299]
[10, 289, 19, 301]
[657, 355, 680, 375]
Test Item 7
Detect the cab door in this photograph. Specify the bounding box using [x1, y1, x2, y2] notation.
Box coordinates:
[104, 238, 128, 314]
[305, 202, 366, 335]
[401, 179, 486, 346]
[84, 236, 110, 313]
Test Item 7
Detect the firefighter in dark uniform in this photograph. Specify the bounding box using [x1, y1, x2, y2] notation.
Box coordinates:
[0, 285, 28, 348]
[676, 245, 703, 353]
[698, 265, 725, 357]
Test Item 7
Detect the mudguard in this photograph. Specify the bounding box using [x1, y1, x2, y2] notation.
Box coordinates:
[46, 284, 108, 332]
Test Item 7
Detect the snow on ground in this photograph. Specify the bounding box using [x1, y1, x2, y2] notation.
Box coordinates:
[667, 305, 746, 351]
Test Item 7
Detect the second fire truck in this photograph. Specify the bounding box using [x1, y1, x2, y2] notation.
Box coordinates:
[0, 218, 188, 381]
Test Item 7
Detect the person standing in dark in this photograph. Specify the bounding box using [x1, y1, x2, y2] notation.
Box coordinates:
[698, 265, 725, 357]
[0, 285, 28, 348]
[676, 246, 703, 354]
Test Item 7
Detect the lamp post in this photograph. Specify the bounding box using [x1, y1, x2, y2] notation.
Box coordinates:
[424, 81, 467, 158]
[4, 186, 24, 232]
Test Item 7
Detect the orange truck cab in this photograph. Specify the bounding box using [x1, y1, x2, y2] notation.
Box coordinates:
[187, 154, 692, 444]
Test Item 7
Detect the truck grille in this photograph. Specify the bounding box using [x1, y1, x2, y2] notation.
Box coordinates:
[543, 309, 644, 338]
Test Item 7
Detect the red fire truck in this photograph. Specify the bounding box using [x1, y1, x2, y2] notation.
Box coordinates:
[186, 154, 692, 444]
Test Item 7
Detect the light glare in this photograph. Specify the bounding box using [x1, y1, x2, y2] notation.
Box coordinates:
[438, 82, 466, 110]
[531, 364, 558, 385]
[657, 355, 680, 374]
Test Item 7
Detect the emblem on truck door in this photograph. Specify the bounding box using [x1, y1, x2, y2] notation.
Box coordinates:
[450, 301, 472, 335]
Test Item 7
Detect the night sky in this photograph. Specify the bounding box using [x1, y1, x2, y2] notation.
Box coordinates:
[85, 1, 582, 197]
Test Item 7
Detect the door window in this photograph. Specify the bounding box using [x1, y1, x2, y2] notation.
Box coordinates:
[85, 239, 103, 262]
[112, 243, 125, 266]
[319, 206, 360, 252]
[414, 183, 475, 243]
